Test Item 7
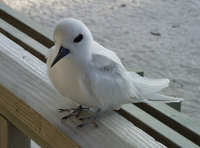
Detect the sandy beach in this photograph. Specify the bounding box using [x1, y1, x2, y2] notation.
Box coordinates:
[1, 0, 200, 124]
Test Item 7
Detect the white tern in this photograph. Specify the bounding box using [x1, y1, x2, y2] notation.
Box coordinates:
[46, 18, 183, 128]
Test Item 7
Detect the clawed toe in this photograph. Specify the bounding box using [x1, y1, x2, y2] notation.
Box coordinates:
[61, 116, 70, 121]
[59, 106, 100, 128]
[58, 108, 70, 112]
[79, 118, 84, 121]
[77, 124, 84, 128]
[77, 116, 98, 128]
[58, 105, 89, 121]
[59, 105, 88, 121]
[77, 109, 100, 128]
[79, 117, 91, 121]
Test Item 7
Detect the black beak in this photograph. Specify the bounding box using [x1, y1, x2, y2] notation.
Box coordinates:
[50, 46, 70, 68]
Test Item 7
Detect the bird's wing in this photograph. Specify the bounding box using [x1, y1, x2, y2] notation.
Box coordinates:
[89, 42, 125, 69]
[82, 42, 135, 110]
[82, 42, 181, 110]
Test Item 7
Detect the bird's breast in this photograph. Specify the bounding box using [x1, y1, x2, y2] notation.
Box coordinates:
[47, 50, 99, 107]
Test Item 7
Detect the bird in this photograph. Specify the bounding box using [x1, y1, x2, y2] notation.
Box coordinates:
[46, 18, 183, 128]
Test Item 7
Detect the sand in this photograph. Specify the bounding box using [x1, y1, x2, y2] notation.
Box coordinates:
[1, 0, 200, 124]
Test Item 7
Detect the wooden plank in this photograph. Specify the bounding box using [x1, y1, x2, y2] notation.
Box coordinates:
[135, 102, 200, 146]
[128, 68, 144, 77]
[0, 33, 80, 148]
[117, 104, 199, 148]
[166, 102, 182, 112]
[0, 84, 80, 148]
[0, 115, 8, 148]
[0, 19, 48, 62]
[0, 1, 54, 48]
[0, 33, 167, 147]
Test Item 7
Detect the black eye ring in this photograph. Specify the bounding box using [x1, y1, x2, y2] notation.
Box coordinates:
[74, 34, 83, 43]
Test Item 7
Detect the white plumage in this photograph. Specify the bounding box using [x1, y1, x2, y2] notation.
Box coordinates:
[46, 18, 182, 126]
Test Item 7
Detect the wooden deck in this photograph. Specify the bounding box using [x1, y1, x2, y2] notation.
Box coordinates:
[1, 1, 200, 148]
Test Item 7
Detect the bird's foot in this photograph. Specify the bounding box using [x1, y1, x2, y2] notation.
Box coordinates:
[77, 109, 101, 128]
[59, 105, 89, 120]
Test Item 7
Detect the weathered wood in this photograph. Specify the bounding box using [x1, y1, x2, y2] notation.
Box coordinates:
[135, 102, 200, 146]
[0, 115, 8, 148]
[118, 104, 199, 148]
[0, 33, 166, 147]
[0, 1, 54, 48]
[0, 84, 79, 148]
[0, 34, 79, 148]
[0, 19, 48, 62]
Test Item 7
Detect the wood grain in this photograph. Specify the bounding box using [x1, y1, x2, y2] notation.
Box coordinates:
[0, 31, 166, 147]
[0, 84, 80, 148]
[118, 104, 199, 148]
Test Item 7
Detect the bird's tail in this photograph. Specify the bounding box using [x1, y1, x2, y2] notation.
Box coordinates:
[143, 93, 183, 103]
[129, 72, 183, 103]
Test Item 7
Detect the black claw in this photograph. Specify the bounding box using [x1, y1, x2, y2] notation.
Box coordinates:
[77, 124, 83, 129]
[61, 115, 72, 121]
[77, 109, 101, 128]
[83, 107, 90, 110]
[59, 106, 101, 128]
[61, 117, 66, 121]
[59, 105, 89, 121]
[58, 109, 66, 112]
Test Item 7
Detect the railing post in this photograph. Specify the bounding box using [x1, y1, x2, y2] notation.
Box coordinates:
[0, 114, 31, 148]
[0, 114, 8, 148]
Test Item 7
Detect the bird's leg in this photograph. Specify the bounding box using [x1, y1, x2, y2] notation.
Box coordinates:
[59, 105, 89, 120]
[77, 109, 101, 128]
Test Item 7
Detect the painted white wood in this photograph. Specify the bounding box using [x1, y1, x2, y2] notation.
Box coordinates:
[0, 19, 48, 62]
[0, 1, 53, 48]
[0, 33, 166, 147]
[121, 104, 199, 148]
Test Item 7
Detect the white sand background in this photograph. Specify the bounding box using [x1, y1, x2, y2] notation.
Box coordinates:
[1, 0, 200, 126]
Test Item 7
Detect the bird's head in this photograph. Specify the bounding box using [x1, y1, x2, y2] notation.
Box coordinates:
[51, 18, 93, 68]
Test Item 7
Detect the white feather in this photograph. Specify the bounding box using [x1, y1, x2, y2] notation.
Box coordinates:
[84, 41, 134, 110]
[128, 72, 170, 95]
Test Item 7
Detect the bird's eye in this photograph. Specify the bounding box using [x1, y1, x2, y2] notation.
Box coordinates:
[74, 34, 83, 43]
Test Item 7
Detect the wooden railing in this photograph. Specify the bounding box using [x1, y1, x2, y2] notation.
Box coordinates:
[1, 1, 200, 148]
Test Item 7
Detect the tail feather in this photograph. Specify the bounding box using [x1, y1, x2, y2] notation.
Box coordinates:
[143, 93, 183, 103]
[129, 72, 170, 95]
[129, 72, 183, 103]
